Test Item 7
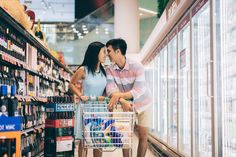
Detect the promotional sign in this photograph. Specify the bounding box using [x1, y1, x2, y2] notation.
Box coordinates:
[0, 116, 22, 132]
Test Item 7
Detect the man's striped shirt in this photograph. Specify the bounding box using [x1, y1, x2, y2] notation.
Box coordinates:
[106, 58, 152, 113]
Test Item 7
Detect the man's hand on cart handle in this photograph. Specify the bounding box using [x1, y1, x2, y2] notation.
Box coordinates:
[108, 93, 120, 109]
[119, 98, 133, 112]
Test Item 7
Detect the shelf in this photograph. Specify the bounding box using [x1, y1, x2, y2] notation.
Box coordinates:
[16, 95, 47, 103]
[0, 8, 73, 74]
[22, 124, 45, 135]
[35, 151, 44, 157]
[0, 50, 63, 84]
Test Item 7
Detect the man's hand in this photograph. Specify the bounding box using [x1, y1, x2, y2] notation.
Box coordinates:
[108, 93, 120, 109]
[119, 99, 133, 112]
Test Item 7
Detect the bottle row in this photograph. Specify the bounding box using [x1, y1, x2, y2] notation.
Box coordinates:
[0, 138, 16, 157]
[0, 19, 71, 81]
[0, 67, 69, 98]
[46, 111, 74, 120]
[21, 130, 44, 157]
[47, 96, 74, 104]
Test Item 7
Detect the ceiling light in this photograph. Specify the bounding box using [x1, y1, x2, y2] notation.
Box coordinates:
[82, 25, 86, 28]
[96, 31, 99, 34]
[71, 24, 75, 28]
[82, 27, 87, 31]
[139, 7, 157, 15]
[105, 31, 109, 34]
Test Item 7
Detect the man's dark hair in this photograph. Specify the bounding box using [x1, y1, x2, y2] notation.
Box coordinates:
[106, 38, 127, 55]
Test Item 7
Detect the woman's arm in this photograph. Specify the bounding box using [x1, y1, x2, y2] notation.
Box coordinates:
[69, 67, 85, 97]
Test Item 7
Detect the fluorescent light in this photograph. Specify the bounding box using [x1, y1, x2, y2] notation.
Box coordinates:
[139, 7, 157, 15]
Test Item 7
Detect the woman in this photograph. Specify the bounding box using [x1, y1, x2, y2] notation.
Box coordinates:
[69, 41, 107, 157]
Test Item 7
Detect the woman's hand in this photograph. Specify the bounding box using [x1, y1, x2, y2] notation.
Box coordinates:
[98, 96, 105, 101]
[80, 96, 89, 102]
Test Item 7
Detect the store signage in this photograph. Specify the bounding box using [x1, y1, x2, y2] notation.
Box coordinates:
[166, 0, 180, 20]
[192, 0, 209, 16]
[178, 13, 190, 32]
[46, 103, 74, 112]
[180, 49, 186, 68]
[160, 40, 168, 50]
[168, 28, 177, 41]
[0, 116, 22, 132]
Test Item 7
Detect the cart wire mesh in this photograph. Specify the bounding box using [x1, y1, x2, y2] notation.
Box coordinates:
[80, 98, 135, 152]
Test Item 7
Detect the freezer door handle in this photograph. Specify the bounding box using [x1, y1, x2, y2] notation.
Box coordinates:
[207, 61, 213, 98]
[187, 70, 191, 99]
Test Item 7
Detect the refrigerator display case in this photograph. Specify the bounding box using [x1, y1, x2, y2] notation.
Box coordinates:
[167, 31, 178, 149]
[191, 1, 212, 157]
[154, 55, 161, 137]
[220, 0, 236, 156]
[157, 46, 168, 142]
[178, 15, 191, 156]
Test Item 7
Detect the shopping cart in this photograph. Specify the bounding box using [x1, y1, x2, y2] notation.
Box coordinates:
[80, 97, 135, 156]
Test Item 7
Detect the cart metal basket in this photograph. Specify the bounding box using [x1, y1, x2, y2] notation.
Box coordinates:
[80, 97, 135, 155]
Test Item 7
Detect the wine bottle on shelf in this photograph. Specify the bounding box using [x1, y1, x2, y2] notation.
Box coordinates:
[35, 19, 44, 40]
[8, 85, 19, 117]
[1, 139, 9, 157]
[0, 85, 8, 116]
[10, 139, 16, 157]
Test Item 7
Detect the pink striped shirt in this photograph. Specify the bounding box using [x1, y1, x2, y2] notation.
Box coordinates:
[106, 58, 152, 113]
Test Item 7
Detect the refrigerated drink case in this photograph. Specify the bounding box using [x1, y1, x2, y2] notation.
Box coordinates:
[178, 22, 191, 156]
[167, 34, 178, 149]
[192, 1, 212, 157]
[220, 0, 236, 156]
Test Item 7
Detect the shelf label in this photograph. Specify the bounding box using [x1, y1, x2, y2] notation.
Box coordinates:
[46, 103, 74, 112]
[0, 116, 22, 132]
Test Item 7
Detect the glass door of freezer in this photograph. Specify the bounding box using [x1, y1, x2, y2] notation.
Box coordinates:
[167, 36, 178, 149]
[192, 2, 212, 157]
[155, 55, 161, 138]
[178, 24, 191, 157]
[220, 0, 236, 156]
[158, 47, 168, 142]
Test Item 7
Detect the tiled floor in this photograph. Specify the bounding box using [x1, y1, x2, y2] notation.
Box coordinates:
[74, 135, 156, 157]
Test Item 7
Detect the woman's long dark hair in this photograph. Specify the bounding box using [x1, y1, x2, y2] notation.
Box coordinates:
[79, 41, 106, 76]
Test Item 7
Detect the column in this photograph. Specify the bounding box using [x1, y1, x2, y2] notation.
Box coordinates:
[114, 0, 140, 54]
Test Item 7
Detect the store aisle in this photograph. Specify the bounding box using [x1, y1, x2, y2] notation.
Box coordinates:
[74, 135, 156, 157]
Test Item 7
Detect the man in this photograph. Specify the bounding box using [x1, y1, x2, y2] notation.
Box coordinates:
[106, 38, 152, 157]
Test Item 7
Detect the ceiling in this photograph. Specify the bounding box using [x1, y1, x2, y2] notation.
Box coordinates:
[20, 0, 158, 65]
[20, 0, 111, 23]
